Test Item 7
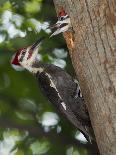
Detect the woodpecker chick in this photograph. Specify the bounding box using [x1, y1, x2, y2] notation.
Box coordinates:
[11, 37, 94, 142]
[50, 8, 71, 37]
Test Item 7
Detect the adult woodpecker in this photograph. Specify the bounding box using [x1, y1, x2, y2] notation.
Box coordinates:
[50, 8, 71, 37]
[11, 37, 94, 142]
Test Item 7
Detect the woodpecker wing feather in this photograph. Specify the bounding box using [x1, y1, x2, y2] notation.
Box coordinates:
[34, 63, 90, 122]
[36, 70, 89, 137]
[33, 62, 93, 141]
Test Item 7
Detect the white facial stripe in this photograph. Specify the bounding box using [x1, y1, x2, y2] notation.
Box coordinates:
[57, 17, 70, 24]
[45, 72, 67, 111]
[24, 47, 29, 61]
[50, 25, 69, 37]
[58, 14, 68, 20]
[19, 47, 39, 69]
[28, 67, 44, 74]
[64, 14, 69, 18]
[18, 48, 29, 62]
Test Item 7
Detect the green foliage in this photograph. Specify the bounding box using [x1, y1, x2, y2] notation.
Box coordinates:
[30, 140, 50, 155]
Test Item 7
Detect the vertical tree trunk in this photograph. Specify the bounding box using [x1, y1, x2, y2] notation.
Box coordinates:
[53, 0, 116, 155]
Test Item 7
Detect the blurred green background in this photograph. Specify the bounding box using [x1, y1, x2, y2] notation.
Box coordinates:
[0, 0, 98, 155]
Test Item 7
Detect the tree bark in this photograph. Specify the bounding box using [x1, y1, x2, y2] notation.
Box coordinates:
[53, 0, 116, 155]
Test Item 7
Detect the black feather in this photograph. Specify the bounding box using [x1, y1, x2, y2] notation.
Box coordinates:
[33, 62, 95, 142]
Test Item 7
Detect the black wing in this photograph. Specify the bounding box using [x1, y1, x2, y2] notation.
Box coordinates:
[36, 64, 90, 125]
[37, 71, 63, 107]
[36, 71, 88, 134]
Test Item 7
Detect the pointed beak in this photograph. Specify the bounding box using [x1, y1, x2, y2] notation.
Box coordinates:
[50, 23, 69, 37]
[30, 37, 45, 51]
[48, 22, 60, 29]
[49, 22, 61, 38]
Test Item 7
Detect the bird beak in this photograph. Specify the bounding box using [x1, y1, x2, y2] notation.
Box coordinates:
[50, 23, 69, 37]
[50, 29, 60, 37]
[30, 37, 45, 51]
[48, 22, 60, 29]
[49, 22, 61, 38]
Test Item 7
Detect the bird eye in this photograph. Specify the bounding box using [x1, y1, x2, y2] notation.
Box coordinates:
[19, 50, 26, 62]
[60, 17, 64, 20]
[22, 50, 26, 55]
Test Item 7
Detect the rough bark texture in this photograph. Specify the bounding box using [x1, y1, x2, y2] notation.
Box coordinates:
[53, 0, 116, 155]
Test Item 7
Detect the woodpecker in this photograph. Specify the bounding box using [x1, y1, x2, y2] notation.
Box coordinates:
[11, 37, 94, 142]
[50, 8, 71, 37]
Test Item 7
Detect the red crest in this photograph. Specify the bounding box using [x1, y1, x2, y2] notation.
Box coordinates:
[58, 7, 67, 17]
[11, 48, 24, 66]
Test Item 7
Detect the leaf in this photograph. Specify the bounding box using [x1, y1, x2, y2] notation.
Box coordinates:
[30, 140, 50, 155]
[25, 1, 41, 14]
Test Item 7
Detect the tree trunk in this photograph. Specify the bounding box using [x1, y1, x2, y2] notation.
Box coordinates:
[53, 0, 116, 155]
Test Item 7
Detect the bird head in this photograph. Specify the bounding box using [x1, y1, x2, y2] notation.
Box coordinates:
[50, 8, 70, 37]
[11, 37, 44, 71]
